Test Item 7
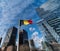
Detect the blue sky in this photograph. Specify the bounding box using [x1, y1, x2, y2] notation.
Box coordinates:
[0, 0, 47, 48]
[22, 24, 43, 48]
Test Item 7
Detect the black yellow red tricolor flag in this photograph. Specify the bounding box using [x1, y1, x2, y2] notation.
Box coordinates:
[20, 20, 33, 26]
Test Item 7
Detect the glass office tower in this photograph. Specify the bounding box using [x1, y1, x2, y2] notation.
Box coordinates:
[36, 0, 60, 51]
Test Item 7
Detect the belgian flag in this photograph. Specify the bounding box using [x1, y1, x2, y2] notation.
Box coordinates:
[20, 20, 33, 26]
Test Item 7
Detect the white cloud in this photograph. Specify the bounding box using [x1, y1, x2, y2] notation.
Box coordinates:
[0, 0, 34, 37]
[29, 27, 35, 32]
[32, 31, 38, 36]
[32, 31, 43, 48]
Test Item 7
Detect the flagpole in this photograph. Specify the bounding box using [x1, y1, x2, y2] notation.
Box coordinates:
[17, 20, 20, 51]
[17, 19, 32, 51]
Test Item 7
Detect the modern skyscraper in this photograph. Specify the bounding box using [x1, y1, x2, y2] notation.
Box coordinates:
[37, 21, 57, 43]
[19, 29, 29, 51]
[29, 39, 37, 51]
[29, 39, 35, 48]
[0, 38, 2, 45]
[19, 29, 28, 45]
[37, 16, 60, 51]
[7, 26, 17, 46]
[36, 0, 60, 43]
[2, 26, 17, 47]
[36, 0, 60, 51]
[36, 0, 60, 19]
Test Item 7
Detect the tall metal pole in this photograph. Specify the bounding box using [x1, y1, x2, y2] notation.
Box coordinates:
[17, 20, 20, 51]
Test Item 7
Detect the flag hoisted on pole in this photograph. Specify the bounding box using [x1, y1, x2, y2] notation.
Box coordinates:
[20, 20, 33, 26]
[17, 19, 33, 51]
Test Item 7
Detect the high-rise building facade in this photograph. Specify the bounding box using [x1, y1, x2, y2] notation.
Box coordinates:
[7, 27, 17, 46]
[19, 29, 28, 45]
[29, 39, 35, 48]
[19, 29, 29, 51]
[36, 0, 60, 19]
[37, 21, 58, 43]
[36, 0, 60, 51]
[2, 26, 17, 47]
[36, 0, 60, 44]
[37, 17, 60, 51]
[29, 39, 37, 51]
